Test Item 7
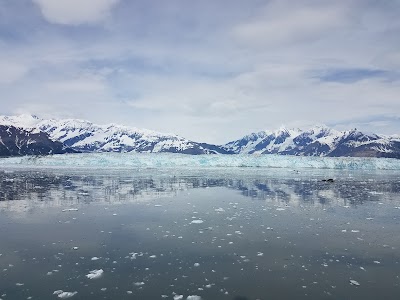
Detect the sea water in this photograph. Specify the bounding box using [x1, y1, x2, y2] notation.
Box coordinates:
[0, 156, 400, 299]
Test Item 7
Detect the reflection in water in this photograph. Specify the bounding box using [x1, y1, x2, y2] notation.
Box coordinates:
[0, 169, 400, 300]
[1, 170, 399, 210]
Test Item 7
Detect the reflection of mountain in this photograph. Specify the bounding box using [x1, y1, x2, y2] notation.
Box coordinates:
[0, 171, 398, 212]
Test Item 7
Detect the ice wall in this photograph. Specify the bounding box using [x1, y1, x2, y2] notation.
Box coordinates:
[0, 153, 400, 170]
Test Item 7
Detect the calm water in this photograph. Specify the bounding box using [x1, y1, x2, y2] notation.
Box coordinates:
[0, 168, 400, 300]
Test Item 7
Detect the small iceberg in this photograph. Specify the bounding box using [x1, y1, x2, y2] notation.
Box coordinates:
[86, 269, 104, 279]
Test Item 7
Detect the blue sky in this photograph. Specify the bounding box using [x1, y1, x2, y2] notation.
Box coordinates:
[0, 0, 399, 143]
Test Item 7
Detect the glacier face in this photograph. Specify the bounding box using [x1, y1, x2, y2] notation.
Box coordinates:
[1, 152, 400, 170]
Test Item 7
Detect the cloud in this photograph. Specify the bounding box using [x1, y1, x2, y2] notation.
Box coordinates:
[32, 0, 119, 25]
[0, 61, 28, 84]
[315, 68, 390, 83]
[232, 1, 348, 46]
[0, 0, 400, 143]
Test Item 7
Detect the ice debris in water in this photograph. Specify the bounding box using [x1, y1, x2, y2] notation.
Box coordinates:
[190, 220, 204, 224]
[187, 296, 202, 300]
[53, 290, 78, 299]
[133, 282, 145, 286]
[173, 295, 184, 300]
[91, 257, 100, 261]
[62, 208, 78, 212]
[349, 280, 360, 286]
[86, 269, 104, 279]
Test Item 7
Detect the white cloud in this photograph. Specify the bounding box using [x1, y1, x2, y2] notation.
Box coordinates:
[32, 0, 119, 25]
[0, 61, 28, 84]
[1, 0, 399, 143]
[232, 1, 348, 46]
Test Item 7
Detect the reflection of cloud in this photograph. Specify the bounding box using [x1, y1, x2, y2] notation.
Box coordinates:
[1, 171, 398, 216]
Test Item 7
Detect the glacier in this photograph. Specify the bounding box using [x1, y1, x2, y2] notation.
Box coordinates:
[0, 152, 399, 170]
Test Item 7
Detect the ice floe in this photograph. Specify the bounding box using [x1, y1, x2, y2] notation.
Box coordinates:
[349, 280, 360, 286]
[186, 296, 202, 300]
[190, 220, 204, 224]
[86, 269, 104, 279]
[53, 290, 78, 299]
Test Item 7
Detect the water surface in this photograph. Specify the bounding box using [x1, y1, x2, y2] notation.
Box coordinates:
[0, 168, 399, 300]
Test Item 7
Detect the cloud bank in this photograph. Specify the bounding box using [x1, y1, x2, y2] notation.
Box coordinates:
[0, 0, 399, 143]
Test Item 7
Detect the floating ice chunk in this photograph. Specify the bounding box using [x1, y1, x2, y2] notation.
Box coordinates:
[187, 296, 202, 300]
[373, 261, 381, 264]
[86, 269, 103, 279]
[134, 282, 145, 286]
[257, 252, 264, 256]
[16, 283, 24, 286]
[58, 292, 78, 299]
[154, 205, 162, 207]
[215, 208, 225, 212]
[276, 208, 286, 211]
[91, 257, 100, 261]
[194, 263, 200, 267]
[360, 267, 366, 271]
[149, 255, 157, 259]
[349, 280, 360, 286]
[351, 230, 360, 233]
[72, 247, 79, 250]
[53, 291, 78, 299]
[173, 295, 184, 300]
[62, 208, 78, 212]
[190, 220, 204, 224]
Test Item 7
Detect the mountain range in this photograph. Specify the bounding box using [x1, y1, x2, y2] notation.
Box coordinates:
[0, 114, 399, 158]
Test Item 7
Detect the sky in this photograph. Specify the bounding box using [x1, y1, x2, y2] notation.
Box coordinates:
[0, 0, 399, 144]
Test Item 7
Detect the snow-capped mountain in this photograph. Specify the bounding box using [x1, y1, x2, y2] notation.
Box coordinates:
[0, 115, 399, 158]
[0, 115, 231, 155]
[0, 124, 73, 157]
[223, 125, 400, 158]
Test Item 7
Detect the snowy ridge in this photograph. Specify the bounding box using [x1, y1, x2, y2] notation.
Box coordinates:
[0, 115, 229, 154]
[0, 124, 71, 156]
[224, 125, 400, 159]
[0, 115, 399, 158]
[0, 152, 400, 170]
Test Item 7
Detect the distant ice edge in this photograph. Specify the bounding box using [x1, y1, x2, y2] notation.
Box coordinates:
[0, 153, 399, 170]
